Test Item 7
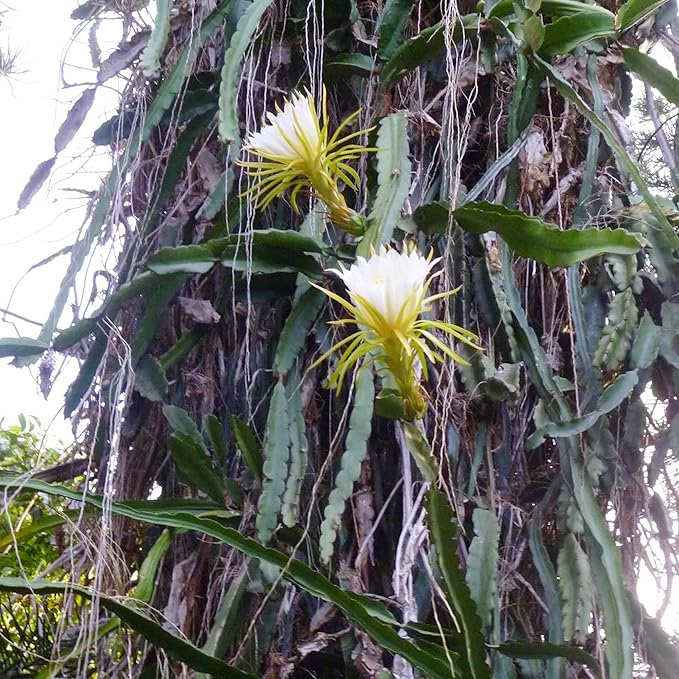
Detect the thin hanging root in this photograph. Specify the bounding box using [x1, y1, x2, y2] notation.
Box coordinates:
[430, 0, 483, 501]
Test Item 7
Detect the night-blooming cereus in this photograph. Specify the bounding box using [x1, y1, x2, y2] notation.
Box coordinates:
[238, 88, 372, 234]
[310, 245, 480, 420]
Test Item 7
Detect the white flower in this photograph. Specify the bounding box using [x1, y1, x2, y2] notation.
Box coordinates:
[328, 246, 439, 335]
[238, 87, 373, 233]
[310, 245, 480, 418]
[243, 91, 322, 163]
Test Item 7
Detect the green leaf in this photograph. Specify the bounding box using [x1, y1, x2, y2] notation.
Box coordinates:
[595, 370, 638, 413]
[28, 188, 112, 361]
[0, 509, 87, 550]
[53, 272, 170, 351]
[527, 411, 599, 449]
[198, 170, 230, 221]
[379, 15, 480, 88]
[426, 488, 491, 679]
[460, 353, 522, 403]
[134, 529, 173, 603]
[546, 412, 601, 437]
[131, 273, 189, 365]
[528, 371, 637, 448]
[413, 201, 642, 267]
[617, 0, 670, 30]
[274, 287, 326, 375]
[494, 246, 569, 413]
[159, 331, 201, 372]
[527, 482, 564, 668]
[380, 21, 443, 87]
[256, 382, 290, 543]
[540, 12, 616, 56]
[137, 1, 233, 143]
[488, 0, 614, 19]
[219, 0, 276, 145]
[146, 244, 216, 275]
[31, 530, 173, 679]
[120, 497, 239, 519]
[466, 508, 499, 633]
[163, 404, 207, 452]
[593, 288, 638, 370]
[70, 0, 101, 19]
[220, 240, 322, 277]
[0, 475, 453, 679]
[0, 577, 254, 678]
[203, 414, 227, 466]
[358, 111, 411, 258]
[118, 497, 238, 518]
[196, 562, 250, 679]
[64, 328, 108, 417]
[621, 400, 647, 471]
[496, 641, 601, 677]
[148, 230, 324, 277]
[466, 423, 487, 497]
[557, 534, 594, 644]
[605, 253, 638, 291]
[163, 405, 232, 504]
[52, 318, 97, 351]
[483, 233, 633, 679]
[243, 228, 325, 253]
[659, 301, 679, 369]
[377, 0, 414, 60]
[324, 53, 374, 83]
[0, 337, 48, 359]
[320, 368, 374, 563]
[623, 47, 679, 107]
[521, 14, 546, 52]
[168, 433, 227, 504]
[134, 355, 169, 402]
[223, 248, 321, 276]
[162, 88, 219, 127]
[374, 387, 407, 420]
[281, 378, 308, 528]
[630, 312, 661, 370]
[140, 0, 172, 77]
[92, 110, 135, 146]
[571, 464, 634, 678]
[659, 301, 679, 368]
[230, 415, 263, 482]
[402, 421, 438, 481]
[488, 235, 567, 678]
[486, 362, 521, 403]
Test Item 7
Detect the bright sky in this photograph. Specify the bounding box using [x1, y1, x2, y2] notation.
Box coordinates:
[0, 1, 120, 441]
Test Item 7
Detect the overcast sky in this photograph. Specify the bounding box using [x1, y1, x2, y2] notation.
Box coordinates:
[0, 1, 120, 440]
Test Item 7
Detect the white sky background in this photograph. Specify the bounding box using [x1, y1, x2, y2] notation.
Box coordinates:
[0, 1, 122, 441]
[0, 0, 677, 638]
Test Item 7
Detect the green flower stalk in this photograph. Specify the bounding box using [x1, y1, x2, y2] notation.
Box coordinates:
[238, 88, 372, 234]
[311, 245, 480, 420]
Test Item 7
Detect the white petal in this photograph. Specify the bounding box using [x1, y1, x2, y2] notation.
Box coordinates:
[329, 246, 436, 330]
[245, 91, 322, 163]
